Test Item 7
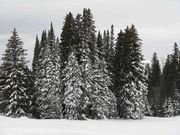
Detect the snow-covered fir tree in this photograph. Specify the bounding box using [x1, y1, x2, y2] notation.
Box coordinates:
[33, 30, 47, 118]
[0, 29, 32, 117]
[113, 25, 148, 119]
[62, 51, 83, 119]
[77, 40, 117, 119]
[95, 31, 118, 118]
[60, 8, 118, 119]
[35, 24, 62, 119]
[91, 51, 118, 119]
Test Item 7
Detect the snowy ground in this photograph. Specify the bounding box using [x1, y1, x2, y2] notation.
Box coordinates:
[0, 116, 180, 135]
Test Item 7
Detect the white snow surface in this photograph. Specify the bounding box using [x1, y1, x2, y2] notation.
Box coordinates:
[0, 116, 180, 135]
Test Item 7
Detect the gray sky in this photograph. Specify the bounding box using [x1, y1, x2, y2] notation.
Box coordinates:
[0, 0, 180, 65]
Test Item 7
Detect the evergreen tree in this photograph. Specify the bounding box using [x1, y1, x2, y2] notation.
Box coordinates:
[78, 35, 94, 119]
[160, 43, 180, 116]
[160, 55, 171, 100]
[170, 43, 180, 115]
[103, 25, 115, 64]
[25, 68, 35, 118]
[77, 38, 118, 119]
[36, 24, 62, 119]
[74, 9, 96, 118]
[97, 31, 104, 59]
[160, 55, 175, 117]
[62, 51, 83, 119]
[148, 52, 161, 116]
[0, 29, 32, 117]
[113, 25, 147, 119]
[32, 36, 40, 75]
[60, 12, 75, 69]
[110, 25, 115, 54]
[34, 30, 50, 118]
[31, 36, 41, 118]
[112, 30, 125, 95]
[91, 50, 118, 119]
[104, 30, 110, 61]
[73, 13, 84, 64]
[176, 43, 180, 95]
[103, 30, 107, 47]
[82, 8, 96, 64]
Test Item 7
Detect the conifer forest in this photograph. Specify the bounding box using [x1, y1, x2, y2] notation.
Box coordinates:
[1, 8, 180, 120]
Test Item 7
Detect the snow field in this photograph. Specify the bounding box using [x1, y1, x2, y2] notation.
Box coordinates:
[0, 116, 180, 135]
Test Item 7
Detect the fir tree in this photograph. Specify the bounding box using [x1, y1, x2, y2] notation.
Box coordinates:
[103, 30, 107, 47]
[160, 55, 174, 117]
[104, 29, 110, 61]
[73, 13, 84, 64]
[148, 52, 161, 116]
[160, 55, 171, 100]
[102, 25, 115, 65]
[160, 44, 180, 116]
[0, 29, 32, 117]
[113, 25, 148, 119]
[32, 36, 40, 76]
[78, 36, 94, 119]
[31, 35, 41, 118]
[62, 51, 83, 119]
[60, 12, 75, 69]
[36, 24, 62, 119]
[91, 50, 118, 119]
[109, 25, 115, 62]
[34, 30, 48, 118]
[169, 43, 180, 115]
[82, 8, 96, 64]
[79, 8, 117, 119]
[97, 31, 104, 59]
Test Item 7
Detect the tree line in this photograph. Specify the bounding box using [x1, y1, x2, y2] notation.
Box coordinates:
[0, 8, 179, 119]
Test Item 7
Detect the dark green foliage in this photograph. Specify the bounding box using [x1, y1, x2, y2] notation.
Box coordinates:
[102, 25, 115, 66]
[32, 36, 40, 75]
[97, 31, 104, 59]
[60, 12, 75, 68]
[160, 55, 172, 100]
[147, 53, 161, 116]
[31, 36, 41, 118]
[160, 55, 175, 116]
[82, 8, 96, 64]
[160, 43, 180, 116]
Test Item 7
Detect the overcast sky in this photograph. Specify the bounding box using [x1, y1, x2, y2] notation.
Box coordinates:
[0, 0, 180, 65]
